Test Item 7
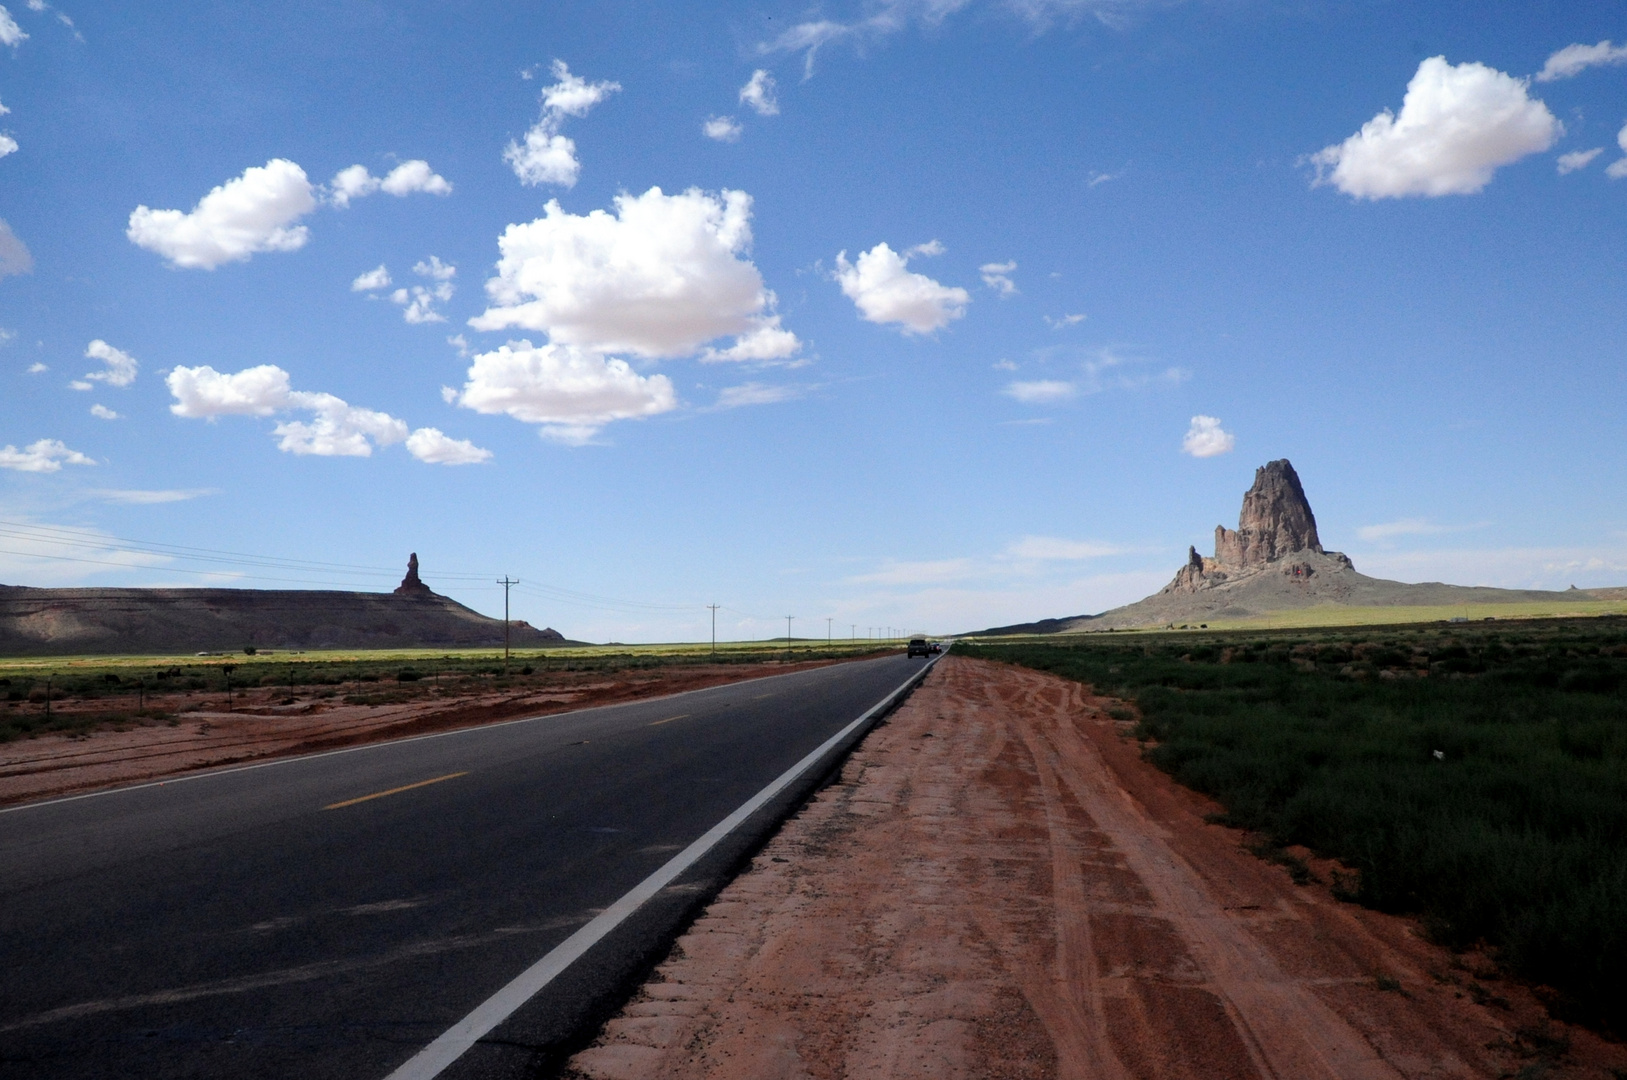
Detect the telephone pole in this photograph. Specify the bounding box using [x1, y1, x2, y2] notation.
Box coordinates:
[497, 576, 518, 671]
[707, 604, 720, 659]
[826, 617, 832, 648]
[785, 615, 794, 660]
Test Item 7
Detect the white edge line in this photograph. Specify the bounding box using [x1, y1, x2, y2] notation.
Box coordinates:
[381, 656, 940, 1080]
[0, 655, 892, 816]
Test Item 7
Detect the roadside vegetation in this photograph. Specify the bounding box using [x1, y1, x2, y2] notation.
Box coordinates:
[0, 640, 895, 744]
[960, 617, 1627, 1032]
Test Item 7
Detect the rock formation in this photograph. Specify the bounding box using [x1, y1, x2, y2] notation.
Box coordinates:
[394, 552, 433, 597]
[973, 458, 1618, 635]
[0, 552, 581, 655]
[1216, 459, 1321, 565]
[1163, 459, 1352, 596]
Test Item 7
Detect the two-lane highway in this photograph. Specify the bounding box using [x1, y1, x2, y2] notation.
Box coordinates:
[0, 653, 935, 1079]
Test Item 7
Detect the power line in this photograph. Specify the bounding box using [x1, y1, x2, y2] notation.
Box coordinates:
[0, 520, 492, 581]
[510, 581, 698, 614]
[0, 548, 417, 589]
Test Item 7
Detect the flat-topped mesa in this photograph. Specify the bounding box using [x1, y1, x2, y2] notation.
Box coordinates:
[1214, 459, 1322, 568]
[393, 552, 435, 597]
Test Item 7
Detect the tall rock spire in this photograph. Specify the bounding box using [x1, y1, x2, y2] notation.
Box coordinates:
[1213, 459, 1322, 567]
[394, 552, 433, 597]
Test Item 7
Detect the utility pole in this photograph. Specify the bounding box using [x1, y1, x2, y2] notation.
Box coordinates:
[44, 673, 53, 725]
[785, 615, 794, 660]
[497, 576, 518, 672]
[851, 624, 856, 642]
[708, 604, 720, 659]
[826, 617, 832, 648]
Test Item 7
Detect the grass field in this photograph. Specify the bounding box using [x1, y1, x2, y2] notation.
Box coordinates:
[1185, 599, 1627, 631]
[959, 616, 1627, 1032]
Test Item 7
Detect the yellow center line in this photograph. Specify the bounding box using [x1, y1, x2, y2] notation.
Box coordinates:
[649, 714, 690, 726]
[323, 771, 469, 811]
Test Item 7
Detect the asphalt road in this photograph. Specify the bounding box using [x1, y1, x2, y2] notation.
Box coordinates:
[0, 652, 935, 1080]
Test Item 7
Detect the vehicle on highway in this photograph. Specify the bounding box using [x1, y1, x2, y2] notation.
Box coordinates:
[930, 642, 942, 654]
[908, 637, 931, 658]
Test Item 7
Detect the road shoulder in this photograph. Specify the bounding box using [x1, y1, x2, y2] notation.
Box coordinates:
[564, 656, 1627, 1080]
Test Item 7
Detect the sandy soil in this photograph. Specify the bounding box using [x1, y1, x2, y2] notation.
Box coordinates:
[567, 656, 1627, 1080]
[0, 659, 852, 807]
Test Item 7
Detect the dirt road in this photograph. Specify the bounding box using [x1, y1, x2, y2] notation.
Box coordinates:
[567, 656, 1625, 1079]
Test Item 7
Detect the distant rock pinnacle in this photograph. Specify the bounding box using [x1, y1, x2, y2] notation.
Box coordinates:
[1162, 459, 1351, 596]
[1214, 459, 1322, 567]
[394, 552, 433, 597]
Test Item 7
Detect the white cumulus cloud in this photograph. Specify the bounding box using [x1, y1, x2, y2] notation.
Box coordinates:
[329, 160, 452, 207]
[0, 133, 16, 159]
[352, 265, 392, 292]
[1607, 123, 1627, 179]
[127, 159, 318, 269]
[82, 339, 138, 387]
[0, 438, 93, 472]
[739, 69, 779, 116]
[833, 241, 969, 335]
[1003, 379, 1074, 404]
[1309, 57, 1560, 198]
[704, 115, 742, 142]
[1536, 40, 1627, 82]
[471, 186, 798, 362]
[1181, 415, 1234, 457]
[1045, 313, 1087, 329]
[505, 60, 620, 188]
[700, 319, 800, 364]
[393, 285, 451, 323]
[980, 259, 1017, 296]
[454, 339, 677, 445]
[405, 427, 492, 465]
[329, 164, 376, 208]
[380, 159, 451, 197]
[415, 255, 455, 280]
[0, 5, 26, 47]
[1557, 147, 1604, 174]
[89, 403, 118, 420]
[388, 257, 455, 323]
[166, 363, 484, 463]
[268, 394, 409, 457]
[167, 363, 292, 417]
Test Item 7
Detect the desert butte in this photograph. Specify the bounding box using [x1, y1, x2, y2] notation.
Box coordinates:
[978, 459, 1627, 636]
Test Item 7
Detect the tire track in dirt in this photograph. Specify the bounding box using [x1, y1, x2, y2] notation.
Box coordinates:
[566, 656, 1624, 1080]
[997, 669, 1399, 1079]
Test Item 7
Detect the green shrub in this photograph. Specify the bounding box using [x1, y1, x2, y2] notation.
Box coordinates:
[962, 618, 1627, 1032]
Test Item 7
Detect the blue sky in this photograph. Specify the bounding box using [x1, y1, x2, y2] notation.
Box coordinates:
[2, 1, 1625, 642]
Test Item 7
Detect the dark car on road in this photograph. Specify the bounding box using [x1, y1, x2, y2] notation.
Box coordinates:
[908, 637, 931, 657]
